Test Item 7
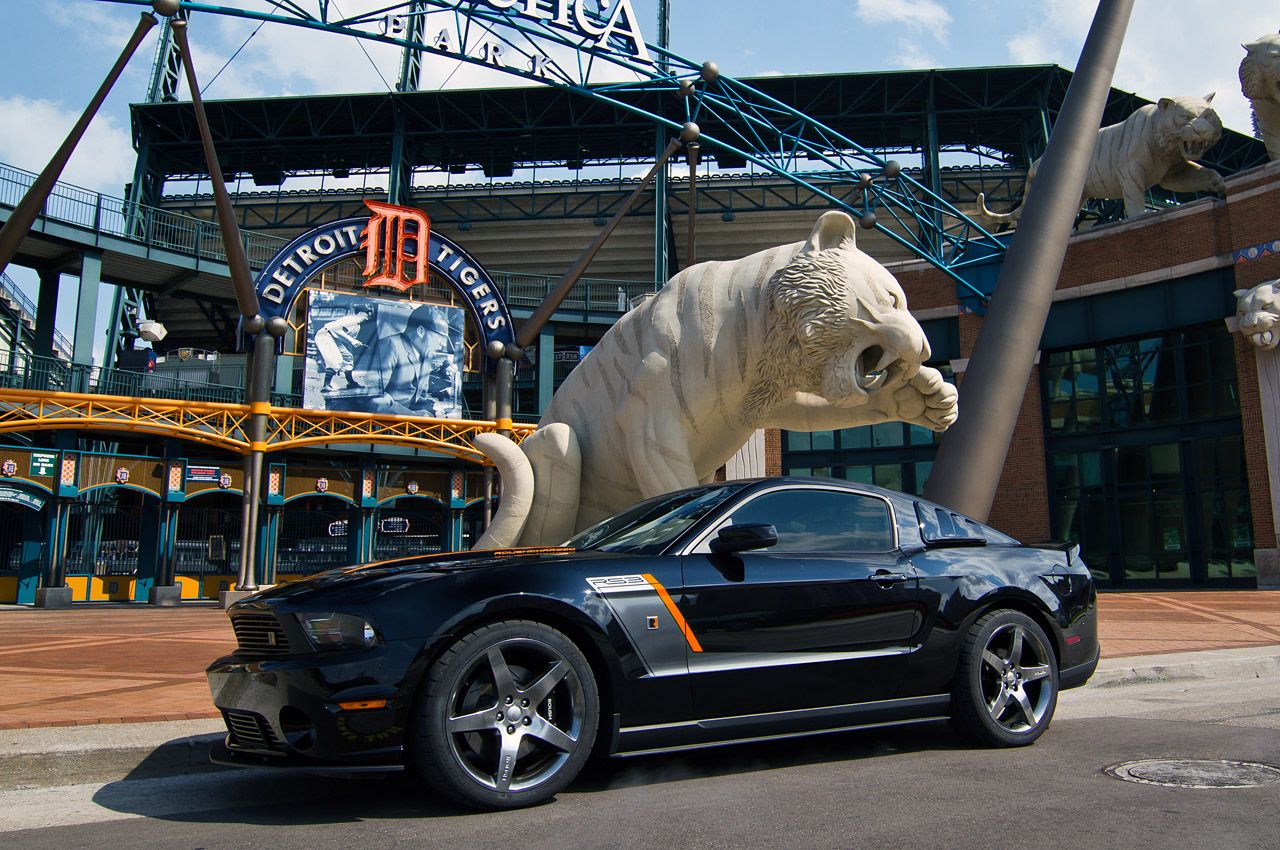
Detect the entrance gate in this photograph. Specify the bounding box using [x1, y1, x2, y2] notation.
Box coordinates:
[277, 495, 353, 576]
[374, 498, 445, 560]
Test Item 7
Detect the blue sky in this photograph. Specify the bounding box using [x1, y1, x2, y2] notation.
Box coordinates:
[0, 1, 1275, 359]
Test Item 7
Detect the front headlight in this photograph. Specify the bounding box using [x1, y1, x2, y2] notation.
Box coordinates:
[296, 612, 380, 650]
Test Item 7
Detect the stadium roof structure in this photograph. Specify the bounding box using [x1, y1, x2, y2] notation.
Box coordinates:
[131, 65, 1268, 188]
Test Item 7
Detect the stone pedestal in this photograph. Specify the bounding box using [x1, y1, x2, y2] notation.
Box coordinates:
[148, 585, 183, 607]
[1256, 548, 1280, 589]
[220, 589, 255, 609]
[34, 586, 73, 609]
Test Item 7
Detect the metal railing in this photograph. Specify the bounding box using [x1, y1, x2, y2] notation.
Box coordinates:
[0, 164, 287, 270]
[490, 270, 657, 314]
[0, 350, 249, 403]
[0, 272, 73, 356]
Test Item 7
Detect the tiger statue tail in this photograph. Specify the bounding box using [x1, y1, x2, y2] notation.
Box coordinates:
[473, 423, 582, 549]
[975, 189, 1024, 226]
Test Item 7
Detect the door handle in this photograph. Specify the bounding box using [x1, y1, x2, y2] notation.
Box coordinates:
[871, 570, 909, 587]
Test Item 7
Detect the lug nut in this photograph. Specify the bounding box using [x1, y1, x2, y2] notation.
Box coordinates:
[521, 698, 529, 707]
[507, 725, 515, 734]
[523, 717, 532, 726]
[505, 696, 513, 705]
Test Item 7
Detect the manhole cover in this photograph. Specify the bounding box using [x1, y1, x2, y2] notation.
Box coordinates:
[1105, 759, 1280, 789]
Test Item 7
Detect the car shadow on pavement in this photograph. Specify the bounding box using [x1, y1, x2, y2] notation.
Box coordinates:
[90, 721, 967, 825]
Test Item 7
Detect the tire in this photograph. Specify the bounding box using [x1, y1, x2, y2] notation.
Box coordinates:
[409, 620, 599, 809]
[950, 610, 1059, 747]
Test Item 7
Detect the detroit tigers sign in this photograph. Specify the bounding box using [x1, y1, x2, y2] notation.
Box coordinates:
[254, 201, 517, 367]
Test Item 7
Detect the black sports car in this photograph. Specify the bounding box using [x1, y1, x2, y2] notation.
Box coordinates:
[208, 477, 1098, 809]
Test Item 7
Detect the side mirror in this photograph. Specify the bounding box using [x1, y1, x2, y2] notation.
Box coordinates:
[710, 523, 778, 554]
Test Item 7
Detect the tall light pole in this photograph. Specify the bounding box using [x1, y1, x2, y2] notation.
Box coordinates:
[169, 15, 289, 601]
[924, 0, 1135, 521]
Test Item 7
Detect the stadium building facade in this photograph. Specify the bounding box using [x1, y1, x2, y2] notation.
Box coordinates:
[0, 65, 1275, 602]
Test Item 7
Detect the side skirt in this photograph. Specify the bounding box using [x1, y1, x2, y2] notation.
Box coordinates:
[614, 693, 951, 756]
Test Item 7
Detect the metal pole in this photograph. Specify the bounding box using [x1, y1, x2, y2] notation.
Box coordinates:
[924, 0, 1134, 522]
[169, 18, 261, 324]
[482, 376, 496, 527]
[241, 331, 275, 590]
[685, 139, 700, 269]
[515, 132, 691, 349]
[171, 14, 288, 589]
[0, 11, 159, 277]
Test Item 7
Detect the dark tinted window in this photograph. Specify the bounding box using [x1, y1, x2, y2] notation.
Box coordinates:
[726, 489, 894, 552]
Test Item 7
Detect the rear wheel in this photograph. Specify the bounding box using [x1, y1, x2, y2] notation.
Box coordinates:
[950, 610, 1058, 747]
[409, 620, 599, 809]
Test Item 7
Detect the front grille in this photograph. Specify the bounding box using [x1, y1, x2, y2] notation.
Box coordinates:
[223, 709, 283, 752]
[231, 612, 291, 655]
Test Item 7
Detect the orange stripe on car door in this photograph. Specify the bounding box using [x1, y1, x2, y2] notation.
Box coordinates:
[642, 573, 703, 653]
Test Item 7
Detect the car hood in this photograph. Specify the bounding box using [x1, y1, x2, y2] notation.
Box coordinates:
[235, 546, 612, 605]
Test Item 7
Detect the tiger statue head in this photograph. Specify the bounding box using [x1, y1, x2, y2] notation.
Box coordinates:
[1240, 33, 1280, 161]
[1152, 94, 1224, 166]
[1237, 281, 1280, 350]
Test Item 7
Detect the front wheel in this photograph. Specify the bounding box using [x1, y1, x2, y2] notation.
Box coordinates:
[409, 620, 599, 809]
[950, 610, 1059, 747]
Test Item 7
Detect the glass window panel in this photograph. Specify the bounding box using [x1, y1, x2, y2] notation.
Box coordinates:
[872, 423, 904, 448]
[1079, 452, 1102, 488]
[728, 489, 893, 552]
[1150, 443, 1181, 480]
[844, 466, 873, 485]
[1052, 454, 1078, 492]
[1116, 446, 1150, 485]
[913, 461, 933, 495]
[810, 431, 835, 451]
[1154, 498, 1189, 579]
[908, 425, 934, 446]
[787, 467, 811, 477]
[839, 427, 871, 450]
[811, 467, 832, 479]
[786, 431, 810, 451]
[874, 464, 903, 492]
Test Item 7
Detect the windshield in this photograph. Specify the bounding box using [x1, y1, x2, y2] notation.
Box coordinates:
[566, 483, 744, 555]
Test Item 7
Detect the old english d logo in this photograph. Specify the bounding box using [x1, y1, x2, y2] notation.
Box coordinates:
[361, 200, 430, 292]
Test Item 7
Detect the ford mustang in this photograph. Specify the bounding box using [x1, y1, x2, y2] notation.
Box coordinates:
[207, 477, 1098, 809]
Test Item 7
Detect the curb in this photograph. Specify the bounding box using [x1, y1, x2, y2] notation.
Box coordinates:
[1088, 645, 1280, 688]
[3, 647, 1278, 789]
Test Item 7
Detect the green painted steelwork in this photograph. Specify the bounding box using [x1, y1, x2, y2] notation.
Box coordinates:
[94, 0, 1018, 299]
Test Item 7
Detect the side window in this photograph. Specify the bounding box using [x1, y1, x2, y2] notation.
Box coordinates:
[726, 489, 894, 553]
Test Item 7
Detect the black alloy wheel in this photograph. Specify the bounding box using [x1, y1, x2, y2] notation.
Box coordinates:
[950, 609, 1059, 747]
[410, 620, 599, 809]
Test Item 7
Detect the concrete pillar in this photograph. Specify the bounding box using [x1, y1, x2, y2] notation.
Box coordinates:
[1253, 345, 1280, 588]
[73, 251, 102, 372]
[34, 269, 59, 359]
[537, 328, 555, 414]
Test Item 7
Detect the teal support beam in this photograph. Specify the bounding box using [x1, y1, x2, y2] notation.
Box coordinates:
[537, 328, 555, 413]
[16, 509, 43, 604]
[258, 505, 281, 582]
[388, 107, 412, 207]
[396, 1, 428, 93]
[73, 252, 102, 367]
[923, 73, 943, 255]
[134, 497, 162, 601]
[34, 269, 59, 359]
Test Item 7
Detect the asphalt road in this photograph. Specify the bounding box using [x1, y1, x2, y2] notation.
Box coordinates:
[2, 673, 1277, 850]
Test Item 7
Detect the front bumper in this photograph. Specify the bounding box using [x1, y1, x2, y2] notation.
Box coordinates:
[206, 638, 423, 768]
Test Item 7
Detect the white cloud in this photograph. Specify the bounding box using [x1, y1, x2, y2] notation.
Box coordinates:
[1005, 0, 1278, 133]
[0, 97, 134, 195]
[854, 0, 954, 43]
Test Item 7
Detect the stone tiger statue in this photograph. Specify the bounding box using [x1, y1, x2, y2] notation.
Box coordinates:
[1240, 33, 1280, 162]
[1237, 280, 1280, 350]
[474, 211, 959, 548]
[977, 94, 1227, 224]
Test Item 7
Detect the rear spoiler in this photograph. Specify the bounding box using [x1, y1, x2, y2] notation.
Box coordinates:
[1028, 541, 1082, 568]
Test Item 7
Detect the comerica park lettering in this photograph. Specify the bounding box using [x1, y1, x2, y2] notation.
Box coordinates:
[384, 0, 651, 67]
[253, 215, 517, 365]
